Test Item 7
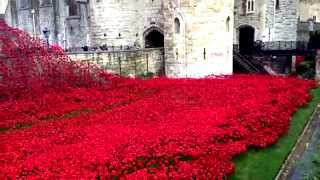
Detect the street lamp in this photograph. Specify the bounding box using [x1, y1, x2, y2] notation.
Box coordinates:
[42, 27, 50, 48]
[31, 9, 36, 37]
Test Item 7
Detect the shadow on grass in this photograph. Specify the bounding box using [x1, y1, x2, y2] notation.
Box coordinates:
[231, 88, 320, 180]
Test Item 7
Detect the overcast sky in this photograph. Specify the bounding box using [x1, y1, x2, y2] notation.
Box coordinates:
[0, 0, 8, 14]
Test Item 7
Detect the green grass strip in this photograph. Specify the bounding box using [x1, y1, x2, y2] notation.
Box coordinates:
[231, 88, 320, 180]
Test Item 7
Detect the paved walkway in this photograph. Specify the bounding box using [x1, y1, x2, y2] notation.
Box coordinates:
[277, 105, 320, 180]
[290, 111, 320, 179]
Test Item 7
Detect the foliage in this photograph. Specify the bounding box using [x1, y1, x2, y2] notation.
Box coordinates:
[296, 55, 316, 79]
[0, 20, 121, 101]
[138, 71, 155, 79]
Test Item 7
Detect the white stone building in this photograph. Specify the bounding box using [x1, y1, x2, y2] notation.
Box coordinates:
[4, 0, 234, 77]
[4, 0, 320, 77]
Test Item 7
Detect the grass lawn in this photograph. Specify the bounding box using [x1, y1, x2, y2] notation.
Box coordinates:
[231, 88, 320, 180]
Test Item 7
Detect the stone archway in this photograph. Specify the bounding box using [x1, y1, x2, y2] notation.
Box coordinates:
[239, 25, 255, 54]
[144, 27, 164, 48]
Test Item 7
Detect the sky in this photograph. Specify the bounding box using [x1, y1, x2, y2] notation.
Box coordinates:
[0, 0, 8, 14]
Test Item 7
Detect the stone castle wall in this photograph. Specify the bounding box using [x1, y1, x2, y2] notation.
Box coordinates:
[68, 48, 164, 76]
[297, 22, 320, 42]
[270, 0, 298, 41]
[89, 0, 163, 48]
[234, 0, 299, 44]
[234, 0, 267, 43]
[4, 0, 89, 49]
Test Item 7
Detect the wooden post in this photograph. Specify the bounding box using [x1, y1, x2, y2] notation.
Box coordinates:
[134, 57, 137, 76]
[162, 49, 166, 76]
[291, 55, 296, 73]
[118, 57, 122, 75]
[146, 54, 149, 73]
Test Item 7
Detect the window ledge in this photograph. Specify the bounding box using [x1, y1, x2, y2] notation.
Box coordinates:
[66, 16, 81, 20]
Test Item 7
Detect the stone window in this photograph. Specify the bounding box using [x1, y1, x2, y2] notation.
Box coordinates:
[19, 0, 30, 9]
[246, 0, 255, 14]
[41, 0, 52, 6]
[67, 0, 80, 16]
[174, 18, 180, 34]
[275, 0, 280, 10]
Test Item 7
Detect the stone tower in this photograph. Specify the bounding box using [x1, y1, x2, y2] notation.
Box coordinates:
[4, 0, 235, 78]
[163, 0, 234, 77]
[234, 0, 298, 45]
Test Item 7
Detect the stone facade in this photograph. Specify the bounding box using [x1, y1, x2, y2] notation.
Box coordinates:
[4, 0, 234, 77]
[270, 0, 298, 41]
[5, 0, 319, 77]
[234, 0, 299, 45]
[297, 0, 320, 42]
[4, 0, 89, 49]
[298, 0, 320, 22]
[234, 0, 320, 47]
[163, 0, 234, 77]
[297, 21, 320, 42]
[88, 0, 164, 48]
[234, 0, 266, 43]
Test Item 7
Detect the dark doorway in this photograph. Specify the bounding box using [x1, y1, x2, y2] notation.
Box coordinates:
[145, 30, 164, 48]
[239, 25, 255, 54]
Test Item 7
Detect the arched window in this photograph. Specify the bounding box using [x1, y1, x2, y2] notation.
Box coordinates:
[67, 0, 80, 16]
[174, 18, 180, 34]
[246, 0, 255, 13]
[226, 16, 231, 32]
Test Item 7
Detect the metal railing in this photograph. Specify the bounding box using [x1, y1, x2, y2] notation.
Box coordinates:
[67, 48, 166, 77]
[66, 45, 142, 53]
[233, 41, 310, 52]
[261, 41, 309, 51]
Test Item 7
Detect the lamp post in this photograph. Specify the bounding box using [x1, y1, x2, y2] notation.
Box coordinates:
[42, 27, 50, 48]
[31, 9, 36, 37]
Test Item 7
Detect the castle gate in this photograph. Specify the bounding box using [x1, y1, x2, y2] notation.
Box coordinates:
[239, 25, 255, 54]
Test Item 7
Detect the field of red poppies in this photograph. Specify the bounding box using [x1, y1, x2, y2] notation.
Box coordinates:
[0, 21, 316, 179]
